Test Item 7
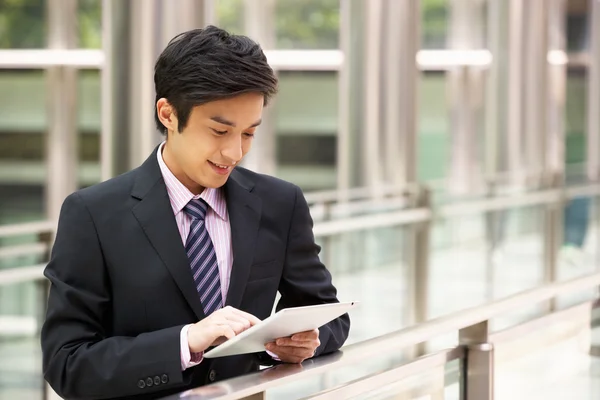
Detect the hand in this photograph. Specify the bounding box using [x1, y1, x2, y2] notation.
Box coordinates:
[187, 306, 261, 353]
[265, 328, 320, 364]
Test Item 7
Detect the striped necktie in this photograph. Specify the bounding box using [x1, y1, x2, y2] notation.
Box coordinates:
[183, 198, 222, 316]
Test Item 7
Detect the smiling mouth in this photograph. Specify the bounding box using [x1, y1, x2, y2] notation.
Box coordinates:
[208, 161, 234, 171]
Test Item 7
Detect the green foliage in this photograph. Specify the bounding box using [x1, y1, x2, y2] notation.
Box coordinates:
[0, 0, 46, 48]
[0, 0, 449, 49]
[275, 0, 339, 49]
[0, 0, 101, 48]
[78, 0, 101, 48]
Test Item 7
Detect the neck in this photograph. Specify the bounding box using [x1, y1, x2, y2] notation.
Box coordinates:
[161, 142, 205, 195]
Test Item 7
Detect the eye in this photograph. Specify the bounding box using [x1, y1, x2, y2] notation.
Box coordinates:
[211, 128, 228, 135]
[243, 132, 255, 138]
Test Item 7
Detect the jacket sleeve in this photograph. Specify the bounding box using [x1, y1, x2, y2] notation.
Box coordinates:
[276, 186, 351, 356]
[41, 192, 189, 399]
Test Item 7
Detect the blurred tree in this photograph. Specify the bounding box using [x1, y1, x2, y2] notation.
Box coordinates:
[216, 0, 245, 35]
[0, 0, 46, 48]
[275, 0, 339, 49]
[0, 0, 450, 50]
[0, 0, 101, 48]
[78, 0, 102, 48]
[422, 0, 448, 49]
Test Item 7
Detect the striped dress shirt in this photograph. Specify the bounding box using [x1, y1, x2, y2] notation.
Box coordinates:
[156, 142, 232, 370]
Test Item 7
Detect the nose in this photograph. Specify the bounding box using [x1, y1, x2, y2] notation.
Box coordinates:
[221, 134, 243, 164]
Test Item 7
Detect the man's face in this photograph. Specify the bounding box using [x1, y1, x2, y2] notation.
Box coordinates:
[158, 92, 264, 194]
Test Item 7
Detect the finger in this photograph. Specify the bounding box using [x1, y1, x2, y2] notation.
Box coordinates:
[290, 329, 319, 341]
[212, 325, 236, 346]
[229, 308, 261, 325]
[214, 325, 236, 342]
[275, 337, 320, 348]
[223, 314, 252, 330]
[266, 344, 314, 359]
[221, 319, 249, 335]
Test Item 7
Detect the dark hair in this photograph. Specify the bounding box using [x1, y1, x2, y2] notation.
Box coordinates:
[154, 25, 278, 135]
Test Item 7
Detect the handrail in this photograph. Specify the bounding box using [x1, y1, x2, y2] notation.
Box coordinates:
[0, 183, 599, 243]
[313, 208, 431, 237]
[0, 220, 55, 238]
[0, 243, 48, 259]
[0, 264, 46, 286]
[165, 271, 600, 399]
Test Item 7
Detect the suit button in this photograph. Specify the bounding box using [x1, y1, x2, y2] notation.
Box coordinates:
[161, 374, 169, 384]
[208, 370, 217, 382]
[146, 377, 153, 387]
[154, 376, 161, 386]
[137, 379, 146, 389]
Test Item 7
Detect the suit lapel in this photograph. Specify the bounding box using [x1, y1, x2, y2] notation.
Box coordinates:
[224, 170, 262, 309]
[130, 149, 206, 321]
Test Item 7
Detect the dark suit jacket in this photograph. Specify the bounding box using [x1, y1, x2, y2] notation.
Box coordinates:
[41, 149, 350, 399]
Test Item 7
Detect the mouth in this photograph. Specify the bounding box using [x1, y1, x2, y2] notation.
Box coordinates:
[208, 160, 234, 176]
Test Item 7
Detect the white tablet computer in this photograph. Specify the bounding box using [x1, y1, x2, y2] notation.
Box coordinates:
[203, 301, 358, 358]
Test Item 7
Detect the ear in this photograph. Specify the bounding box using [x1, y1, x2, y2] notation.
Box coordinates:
[156, 98, 178, 133]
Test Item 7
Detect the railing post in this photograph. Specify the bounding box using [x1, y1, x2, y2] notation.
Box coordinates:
[459, 321, 494, 400]
[407, 185, 431, 356]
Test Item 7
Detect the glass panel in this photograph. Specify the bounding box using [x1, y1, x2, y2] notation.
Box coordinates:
[429, 205, 546, 333]
[0, 70, 46, 226]
[0, 290, 43, 400]
[419, 71, 449, 182]
[557, 194, 600, 308]
[0, 69, 47, 400]
[488, 206, 547, 330]
[0, 0, 46, 48]
[566, 0, 590, 52]
[275, 0, 339, 49]
[318, 225, 409, 345]
[429, 213, 488, 318]
[216, 0, 245, 35]
[78, 0, 102, 48]
[78, 69, 101, 188]
[421, 0, 449, 49]
[565, 68, 588, 174]
[275, 71, 337, 191]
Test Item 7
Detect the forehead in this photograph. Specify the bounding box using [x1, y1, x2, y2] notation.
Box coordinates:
[192, 92, 264, 125]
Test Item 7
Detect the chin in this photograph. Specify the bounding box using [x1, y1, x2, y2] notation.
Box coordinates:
[203, 175, 230, 189]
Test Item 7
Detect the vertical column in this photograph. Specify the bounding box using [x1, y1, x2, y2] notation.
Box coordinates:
[459, 321, 494, 400]
[523, 0, 549, 183]
[102, 0, 131, 177]
[362, 0, 383, 195]
[546, 0, 567, 180]
[103, 0, 214, 177]
[484, 0, 510, 300]
[506, 0, 526, 185]
[46, 0, 78, 221]
[337, 0, 366, 193]
[338, 0, 387, 194]
[588, 0, 600, 180]
[240, 0, 277, 175]
[46, 5, 77, 400]
[484, 0, 509, 182]
[447, 0, 486, 195]
[382, 0, 419, 188]
[543, 0, 567, 311]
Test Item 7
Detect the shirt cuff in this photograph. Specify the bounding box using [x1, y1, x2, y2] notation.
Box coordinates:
[266, 349, 281, 362]
[180, 324, 203, 370]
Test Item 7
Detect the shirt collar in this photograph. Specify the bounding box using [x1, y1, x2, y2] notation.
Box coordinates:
[156, 141, 228, 221]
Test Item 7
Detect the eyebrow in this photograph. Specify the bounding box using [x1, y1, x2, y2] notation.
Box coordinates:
[210, 116, 262, 128]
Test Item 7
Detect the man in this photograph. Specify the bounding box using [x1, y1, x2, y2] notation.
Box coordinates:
[41, 26, 350, 399]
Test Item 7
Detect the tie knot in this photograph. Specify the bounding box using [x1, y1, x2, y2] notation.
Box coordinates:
[184, 198, 208, 221]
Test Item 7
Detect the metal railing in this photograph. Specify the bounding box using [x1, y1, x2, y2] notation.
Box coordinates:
[1, 181, 599, 399]
[162, 272, 600, 400]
